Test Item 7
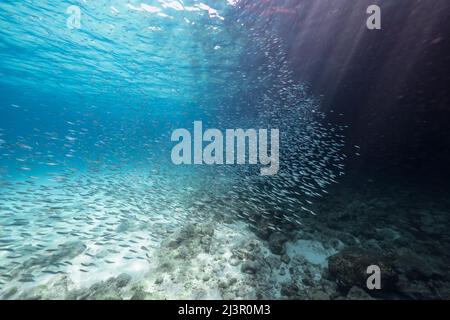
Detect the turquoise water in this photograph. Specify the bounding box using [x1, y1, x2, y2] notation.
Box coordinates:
[0, 1, 350, 299]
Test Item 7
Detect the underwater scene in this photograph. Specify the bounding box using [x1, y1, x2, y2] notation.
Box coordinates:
[0, 0, 449, 300]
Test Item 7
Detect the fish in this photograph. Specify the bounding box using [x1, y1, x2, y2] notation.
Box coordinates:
[0, 13, 349, 298]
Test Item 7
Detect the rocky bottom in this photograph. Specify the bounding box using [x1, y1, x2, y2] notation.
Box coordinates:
[1, 176, 450, 300]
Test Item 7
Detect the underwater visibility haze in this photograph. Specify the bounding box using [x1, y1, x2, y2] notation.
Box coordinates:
[0, 0, 450, 300]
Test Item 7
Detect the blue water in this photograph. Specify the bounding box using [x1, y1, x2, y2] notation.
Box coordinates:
[0, 1, 350, 299]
